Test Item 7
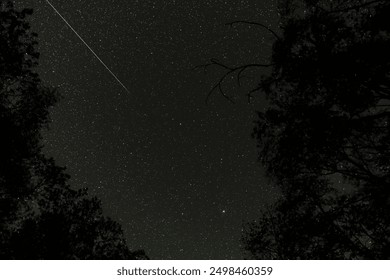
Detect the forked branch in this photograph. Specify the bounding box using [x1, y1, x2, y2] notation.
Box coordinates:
[194, 59, 273, 103]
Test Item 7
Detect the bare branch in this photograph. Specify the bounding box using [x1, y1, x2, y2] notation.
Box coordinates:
[196, 59, 273, 103]
[226, 21, 280, 40]
[247, 85, 263, 103]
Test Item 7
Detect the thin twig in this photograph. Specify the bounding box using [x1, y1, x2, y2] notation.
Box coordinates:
[226, 21, 280, 40]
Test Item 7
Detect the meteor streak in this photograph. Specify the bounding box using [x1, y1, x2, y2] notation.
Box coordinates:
[44, 0, 130, 94]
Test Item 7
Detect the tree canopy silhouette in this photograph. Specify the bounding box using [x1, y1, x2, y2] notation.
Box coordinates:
[0, 1, 146, 259]
[201, 0, 390, 259]
[243, 0, 390, 259]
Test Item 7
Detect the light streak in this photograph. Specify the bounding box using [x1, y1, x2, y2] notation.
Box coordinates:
[44, 0, 130, 94]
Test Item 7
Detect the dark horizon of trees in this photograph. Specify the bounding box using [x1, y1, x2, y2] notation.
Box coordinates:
[0, 0, 147, 260]
[202, 0, 390, 259]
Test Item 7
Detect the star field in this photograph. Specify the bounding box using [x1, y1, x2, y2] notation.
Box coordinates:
[14, 0, 279, 259]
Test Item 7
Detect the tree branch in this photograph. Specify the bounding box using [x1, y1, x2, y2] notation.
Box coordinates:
[194, 59, 273, 103]
[226, 21, 280, 40]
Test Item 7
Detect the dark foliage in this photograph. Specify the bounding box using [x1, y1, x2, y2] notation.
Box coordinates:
[0, 1, 146, 259]
[241, 0, 390, 259]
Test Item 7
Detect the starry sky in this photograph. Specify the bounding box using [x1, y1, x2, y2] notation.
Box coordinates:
[15, 0, 279, 259]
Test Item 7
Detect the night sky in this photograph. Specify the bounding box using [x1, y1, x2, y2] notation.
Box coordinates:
[15, 0, 279, 259]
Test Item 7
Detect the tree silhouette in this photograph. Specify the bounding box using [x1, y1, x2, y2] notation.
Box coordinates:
[201, 0, 390, 259]
[0, 1, 146, 259]
[243, 0, 390, 259]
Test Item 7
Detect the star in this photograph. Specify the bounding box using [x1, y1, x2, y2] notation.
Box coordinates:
[28, 0, 278, 260]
